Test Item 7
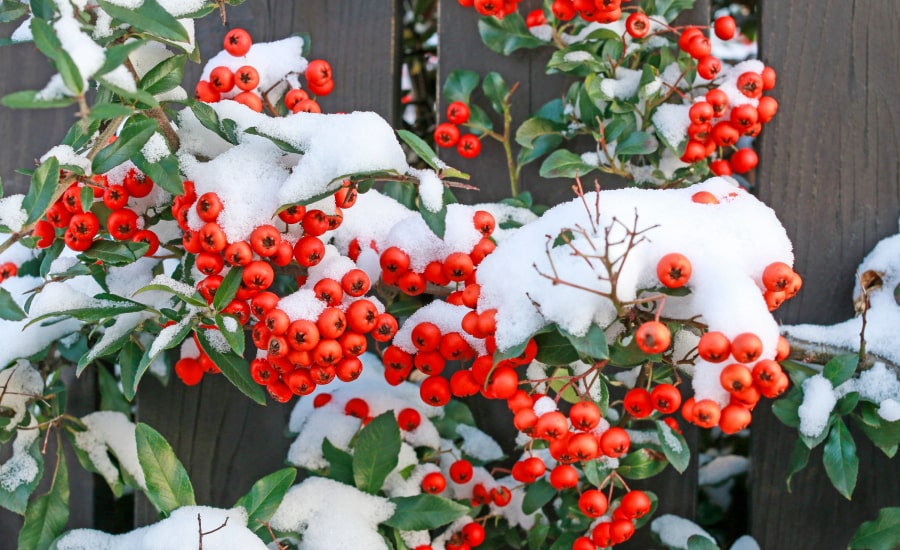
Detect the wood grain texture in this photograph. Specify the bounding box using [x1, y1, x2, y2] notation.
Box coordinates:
[438, 6, 712, 543]
[0, 23, 80, 195]
[134, 0, 401, 526]
[752, 1, 900, 547]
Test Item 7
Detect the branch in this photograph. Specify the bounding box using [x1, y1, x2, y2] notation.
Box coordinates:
[784, 335, 899, 375]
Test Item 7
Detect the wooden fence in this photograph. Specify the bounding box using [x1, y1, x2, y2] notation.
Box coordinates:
[0, 0, 898, 547]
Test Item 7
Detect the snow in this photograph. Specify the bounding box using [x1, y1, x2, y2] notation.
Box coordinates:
[834, 362, 900, 421]
[698, 455, 750, 485]
[55, 506, 265, 550]
[41, 144, 92, 174]
[392, 301, 485, 356]
[269, 477, 396, 550]
[652, 103, 692, 148]
[730, 535, 761, 550]
[0, 362, 44, 429]
[411, 167, 445, 213]
[74, 411, 147, 490]
[798, 375, 837, 438]
[456, 424, 504, 462]
[476, 177, 793, 406]
[783, 223, 900, 365]
[0, 194, 27, 232]
[0, 425, 40, 492]
[599, 68, 642, 100]
[650, 514, 717, 549]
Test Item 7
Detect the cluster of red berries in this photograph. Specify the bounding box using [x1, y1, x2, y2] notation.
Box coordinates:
[377, 211, 496, 297]
[627, 249, 796, 434]
[0, 261, 18, 283]
[456, 0, 524, 19]
[172, 333, 222, 385]
[171, 182, 398, 399]
[31, 169, 160, 255]
[548, 0, 629, 24]
[434, 101, 482, 159]
[195, 28, 333, 114]
[577, 488, 652, 548]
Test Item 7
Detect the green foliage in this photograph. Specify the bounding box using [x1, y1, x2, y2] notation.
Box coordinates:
[136, 422, 196, 516]
[353, 412, 402, 494]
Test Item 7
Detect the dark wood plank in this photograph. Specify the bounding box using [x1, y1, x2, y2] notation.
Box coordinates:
[134, 0, 402, 526]
[0, 23, 80, 195]
[438, 7, 711, 542]
[752, 1, 900, 547]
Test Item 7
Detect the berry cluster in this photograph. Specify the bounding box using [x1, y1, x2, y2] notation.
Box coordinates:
[31, 168, 161, 256]
[548, 0, 629, 24]
[171, 179, 398, 399]
[434, 102, 482, 159]
[456, 0, 524, 19]
[195, 28, 334, 114]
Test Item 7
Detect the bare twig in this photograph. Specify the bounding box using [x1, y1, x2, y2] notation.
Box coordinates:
[198, 513, 229, 550]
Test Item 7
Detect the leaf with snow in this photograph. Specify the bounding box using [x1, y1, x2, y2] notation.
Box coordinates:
[18, 449, 67, 550]
[98, 0, 190, 44]
[136, 423, 195, 516]
[384, 494, 468, 530]
[822, 417, 858, 499]
[234, 468, 297, 537]
[353, 412, 401, 495]
[26, 293, 146, 327]
[1, 90, 75, 109]
[539, 149, 596, 179]
[22, 156, 59, 226]
[30, 18, 83, 94]
[849, 507, 900, 550]
[398, 130, 441, 171]
[0, 432, 44, 514]
[656, 420, 690, 473]
[0, 287, 26, 321]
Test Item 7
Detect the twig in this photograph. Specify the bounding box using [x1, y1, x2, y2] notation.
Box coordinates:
[198, 513, 229, 550]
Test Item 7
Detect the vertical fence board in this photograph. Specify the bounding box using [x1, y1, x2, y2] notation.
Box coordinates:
[752, 1, 900, 548]
[438, 5, 711, 546]
[134, 0, 402, 527]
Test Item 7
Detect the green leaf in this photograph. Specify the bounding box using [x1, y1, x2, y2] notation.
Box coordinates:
[213, 267, 243, 311]
[118, 339, 143, 401]
[98, 0, 189, 43]
[419, 203, 447, 239]
[398, 129, 441, 170]
[322, 438, 355, 485]
[80, 240, 150, 266]
[1, 90, 75, 109]
[686, 535, 719, 550]
[233, 468, 297, 536]
[0, 431, 43, 514]
[443, 70, 480, 104]
[96, 75, 160, 109]
[384, 494, 468, 530]
[132, 153, 183, 196]
[522, 478, 555, 515]
[97, 365, 132, 416]
[98, 40, 148, 77]
[560, 324, 609, 361]
[481, 71, 509, 114]
[139, 54, 185, 96]
[91, 117, 158, 174]
[18, 448, 67, 549]
[0, 287, 26, 321]
[135, 277, 207, 308]
[615, 131, 658, 156]
[23, 156, 59, 226]
[528, 520, 550, 550]
[784, 439, 810, 492]
[655, 420, 690, 473]
[189, 100, 238, 144]
[654, 0, 696, 21]
[243, 127, 302, 154]
[539, 149, 596, 179]
[849, 507, 900, 550]
[477, 12, 545, 55]
[534, 328, 581, 365]
[196, 329, 266, 406]
[771, 390, 802, 429]
[133, 316, 194, 394]
[852, 413, 900, 458]
[835, 391, 860, 416]
[353, 412, 401, 494]
[215, 314, 245, 357]
[822, 417, 858, 499]
[26, 292, 147, 327]
[0, 0, 27, 23]
[617, 448, 668, 480]
[516, 117, 563, 148]
[136, 423, 195, 515]
[823, 354, 858, 387]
